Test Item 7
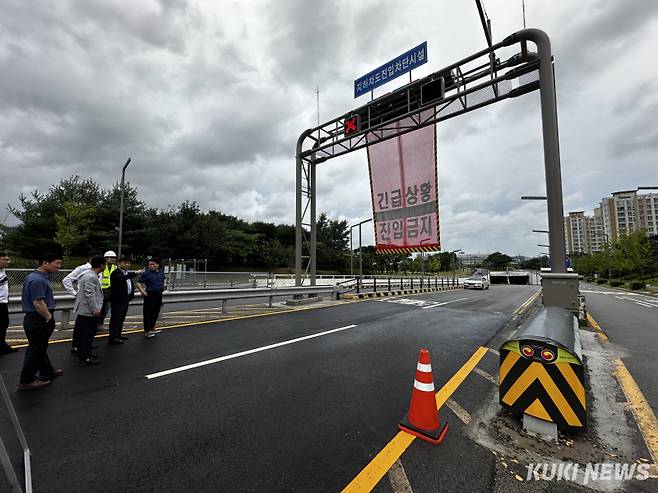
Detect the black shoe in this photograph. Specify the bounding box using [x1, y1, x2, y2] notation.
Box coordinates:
[79, 357, 101, 366]
[70, 347, 78, 355]
[108, 338, 124, 346]
[118, 336, 129, 341]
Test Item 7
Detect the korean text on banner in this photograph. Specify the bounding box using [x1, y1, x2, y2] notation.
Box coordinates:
[367, 111, 440, 254]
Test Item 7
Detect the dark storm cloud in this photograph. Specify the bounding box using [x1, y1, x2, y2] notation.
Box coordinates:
[606, 78, 658, 158]
[1, 0, 656, 256]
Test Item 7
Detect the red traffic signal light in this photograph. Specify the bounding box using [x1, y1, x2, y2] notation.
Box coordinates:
[344, 115, 360, 136]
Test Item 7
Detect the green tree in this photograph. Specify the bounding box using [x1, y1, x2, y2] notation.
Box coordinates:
[54, 201, 96, 258]
[486, 251, 513, 270]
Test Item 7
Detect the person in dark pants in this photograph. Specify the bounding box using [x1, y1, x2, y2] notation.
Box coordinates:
[98, 250, 117, 331]
[19, 253, 64, 390]
[137, 258, 166, 338]
[72, 256, 105, 365]
[108, 257, 144, 345]
[0, 253, 17, 355]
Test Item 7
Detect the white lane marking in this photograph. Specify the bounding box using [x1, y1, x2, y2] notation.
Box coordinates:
[388, 458, 414, 493]
[614, 295, 658, 308]
[445, 398, 471, 425]
[473, 367, 498, 385]
[421, 297, 469, 309]
[146, 324, 358, 379]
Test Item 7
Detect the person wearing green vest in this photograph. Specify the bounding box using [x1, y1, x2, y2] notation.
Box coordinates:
[98, 250, 117, 330]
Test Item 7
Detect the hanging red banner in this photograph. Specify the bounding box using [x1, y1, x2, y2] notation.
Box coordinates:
[367, 111, 440, 254]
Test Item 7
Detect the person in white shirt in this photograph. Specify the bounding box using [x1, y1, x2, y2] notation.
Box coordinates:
[61, 253, 95, 296]
[0, 253, 17, 355]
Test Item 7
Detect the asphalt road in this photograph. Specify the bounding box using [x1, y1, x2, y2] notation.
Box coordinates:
[580, 283, 658, 413]
[0, 285, 538, 492]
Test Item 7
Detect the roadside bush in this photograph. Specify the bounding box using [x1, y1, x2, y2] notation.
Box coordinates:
[596, 279, 608, 285]
[609, 280, 624, 287]
[628, 280, 646, 290]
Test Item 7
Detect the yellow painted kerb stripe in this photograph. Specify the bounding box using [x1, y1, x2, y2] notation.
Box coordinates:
[342, 346, 489, 492]
[586, 313, 609, 342]
[613, 358, 658, 476]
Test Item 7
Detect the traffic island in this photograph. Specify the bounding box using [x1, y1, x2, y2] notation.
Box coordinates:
[464, 321, 654, 490]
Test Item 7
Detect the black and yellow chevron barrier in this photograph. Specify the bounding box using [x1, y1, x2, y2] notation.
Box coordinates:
[499, 307, 586, 433]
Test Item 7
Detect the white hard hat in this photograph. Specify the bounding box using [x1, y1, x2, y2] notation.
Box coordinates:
[104, 250, 117, 258]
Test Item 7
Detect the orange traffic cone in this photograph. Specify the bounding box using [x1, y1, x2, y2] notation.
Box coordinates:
[398, 348, 449, 445]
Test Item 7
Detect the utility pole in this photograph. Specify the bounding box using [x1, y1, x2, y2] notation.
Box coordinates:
[118, 157, 132, 258]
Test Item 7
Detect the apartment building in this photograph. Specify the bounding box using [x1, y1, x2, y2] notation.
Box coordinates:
[564, 211, 592, 255]
[590, 207, 605, 253]
[636, 193, 658, 236]
[563, 188, 657, 255]
[602, 189, 658, 239]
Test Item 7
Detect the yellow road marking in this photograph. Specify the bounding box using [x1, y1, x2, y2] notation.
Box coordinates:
[435, 347, 489, 408]
[10, 298, 371, 348]
[342, 347, 489, 493]
[514, 289, 541, 315]
[343, 432, 415, 493]
[586, 313, 609, 342]
[613, 358, 658, 476]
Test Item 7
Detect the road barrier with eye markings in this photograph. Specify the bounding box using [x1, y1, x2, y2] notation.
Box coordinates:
[499, 306, 586, 432]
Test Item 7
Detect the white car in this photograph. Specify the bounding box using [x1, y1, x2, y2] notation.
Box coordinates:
[463, 275, 490, 290]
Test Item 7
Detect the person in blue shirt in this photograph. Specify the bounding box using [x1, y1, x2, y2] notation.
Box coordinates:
[19, 253, 64, 390]
[136, 258, 166, 338]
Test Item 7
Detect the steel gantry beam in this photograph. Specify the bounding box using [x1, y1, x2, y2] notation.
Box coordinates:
[295, 29, 567, 286]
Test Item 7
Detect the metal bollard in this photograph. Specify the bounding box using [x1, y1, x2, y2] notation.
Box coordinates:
[222, 299, 228, 314]
[411, 278, 414, 290]
[268, 295, 273, 308]
[373, 277, 377, 292]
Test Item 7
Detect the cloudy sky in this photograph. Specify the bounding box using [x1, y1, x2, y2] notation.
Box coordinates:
[1, 0, 657, 256]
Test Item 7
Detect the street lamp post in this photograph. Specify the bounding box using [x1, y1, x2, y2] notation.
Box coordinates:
[118, 157, 132, 258]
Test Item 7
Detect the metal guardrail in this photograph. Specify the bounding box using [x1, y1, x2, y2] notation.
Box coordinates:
[498, 306, 586, 433]
[3, 269, 472, 293]
[7, 285, 337, 330]
[0, 374, 32, 493]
